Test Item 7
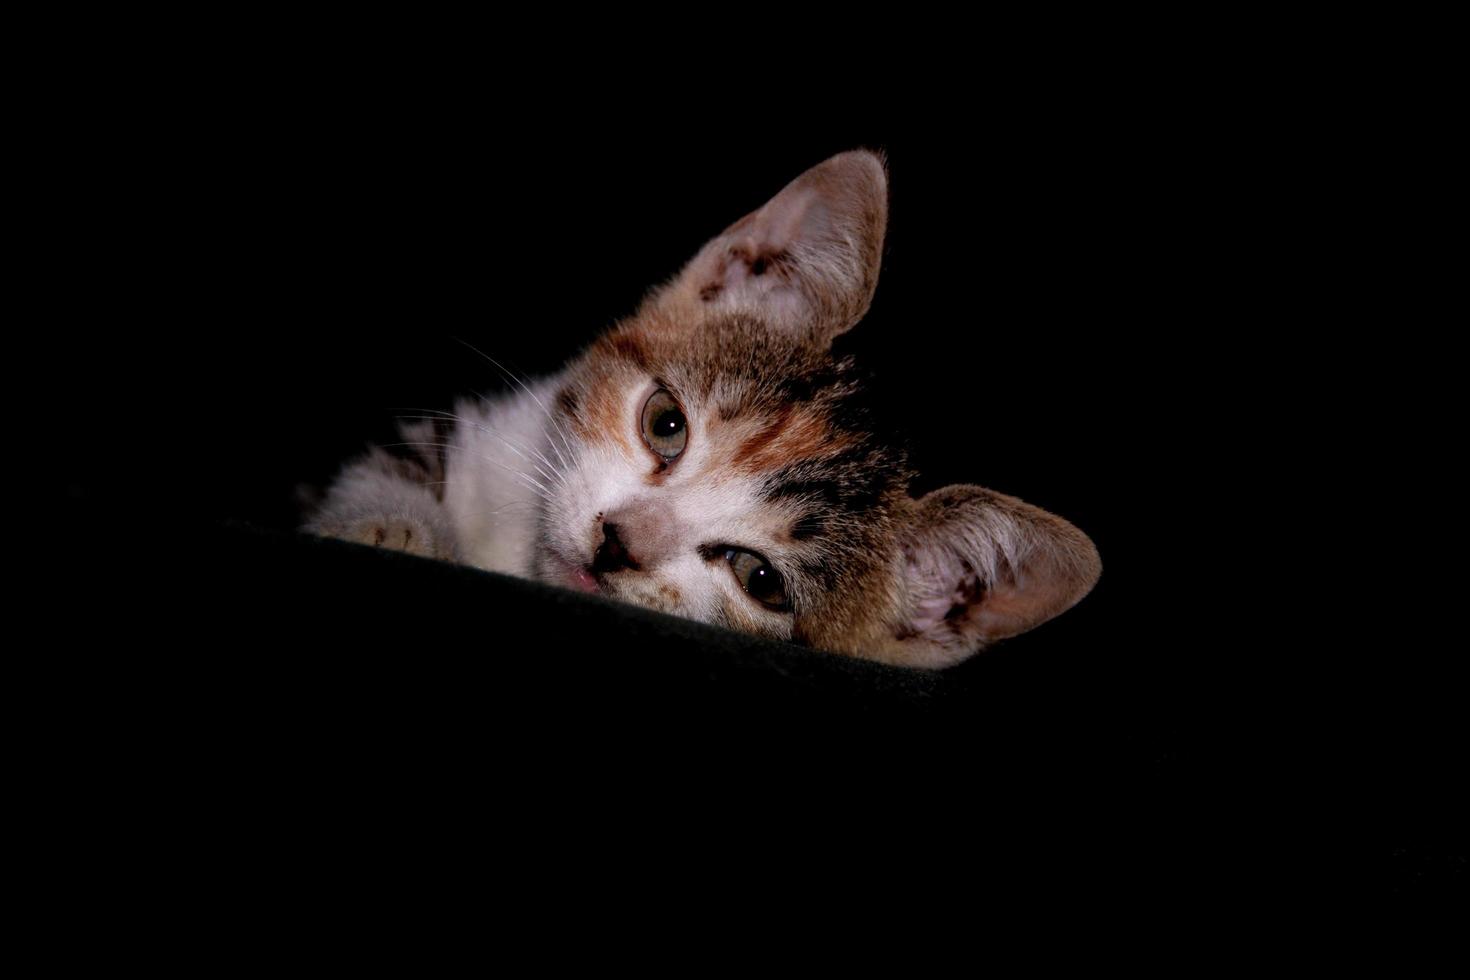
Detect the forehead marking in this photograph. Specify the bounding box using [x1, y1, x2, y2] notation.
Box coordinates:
[730, 406, 845, 477]
[607, 332, 652, 370]
[729, 405, 793, 469]
[570, 374, 635, 453]
[787, 513, 825, 542]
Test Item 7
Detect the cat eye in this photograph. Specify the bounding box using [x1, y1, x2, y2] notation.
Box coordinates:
[722, 548, 790, 612]
[640, 388, 688, 460]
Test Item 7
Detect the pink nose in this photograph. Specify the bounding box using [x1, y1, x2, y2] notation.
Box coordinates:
[593, 506, 683, 572]
[592, 522, 638, 575]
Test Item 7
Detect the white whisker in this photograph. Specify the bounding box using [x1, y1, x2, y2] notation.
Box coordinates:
[453, 337, 576, 471]
[383, 440, 554, 500]
[392, 415, 565, 487]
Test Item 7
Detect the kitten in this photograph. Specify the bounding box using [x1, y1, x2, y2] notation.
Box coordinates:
[305, 150, 1100, 669]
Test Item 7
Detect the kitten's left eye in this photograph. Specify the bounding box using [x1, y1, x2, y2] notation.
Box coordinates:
[722, 548, 790, 612]
[641, 388, 687, 460]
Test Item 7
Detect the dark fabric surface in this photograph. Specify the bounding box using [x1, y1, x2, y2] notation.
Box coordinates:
[97, 517, 1183, 769]
[51, 511, 1219, 893]
[47, 512, 1461, 906]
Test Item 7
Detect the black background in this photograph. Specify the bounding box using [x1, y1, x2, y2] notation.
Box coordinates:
[42, 64, 1461, 908]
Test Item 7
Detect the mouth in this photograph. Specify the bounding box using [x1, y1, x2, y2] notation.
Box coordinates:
[565, 564, 600, 594]
[546, 549, 602, 595]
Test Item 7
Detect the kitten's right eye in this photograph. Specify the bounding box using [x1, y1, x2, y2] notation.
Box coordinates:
[641, 389, 688, 461]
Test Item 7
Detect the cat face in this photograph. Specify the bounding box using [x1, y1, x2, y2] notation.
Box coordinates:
[535, 312, 910, 650]
[533, 151, 1099, 669]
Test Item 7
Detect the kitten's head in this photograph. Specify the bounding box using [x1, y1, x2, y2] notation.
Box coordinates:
[534, 151, 1099, 669]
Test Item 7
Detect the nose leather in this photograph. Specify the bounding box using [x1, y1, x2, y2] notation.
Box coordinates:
[593, 505, 686, 574]
[592, 522, 639, 575]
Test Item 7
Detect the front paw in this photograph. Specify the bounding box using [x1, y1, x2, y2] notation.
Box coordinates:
[334, 517, 451, 560]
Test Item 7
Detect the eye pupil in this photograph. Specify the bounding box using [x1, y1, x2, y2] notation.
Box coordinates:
[748, 565, 776, 598]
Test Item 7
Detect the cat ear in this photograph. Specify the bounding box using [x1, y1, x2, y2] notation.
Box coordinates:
[653, 149, 888, 344]
[889, 486, 1101, 669]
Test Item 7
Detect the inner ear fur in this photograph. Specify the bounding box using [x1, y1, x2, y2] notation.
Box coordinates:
[887, 485, 1102, 669]
[649, 149, 889, 345]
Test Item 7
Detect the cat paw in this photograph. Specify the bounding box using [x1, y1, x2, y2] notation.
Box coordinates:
[336, 517, 449, 560]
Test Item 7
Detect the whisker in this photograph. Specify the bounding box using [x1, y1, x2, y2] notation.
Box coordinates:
[398, 385, 576, 482]
[384, 435, 559, 487]
[385, 441, 556, 498]
[452, 337, 575, 471]
[391, 414, 565, 486]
